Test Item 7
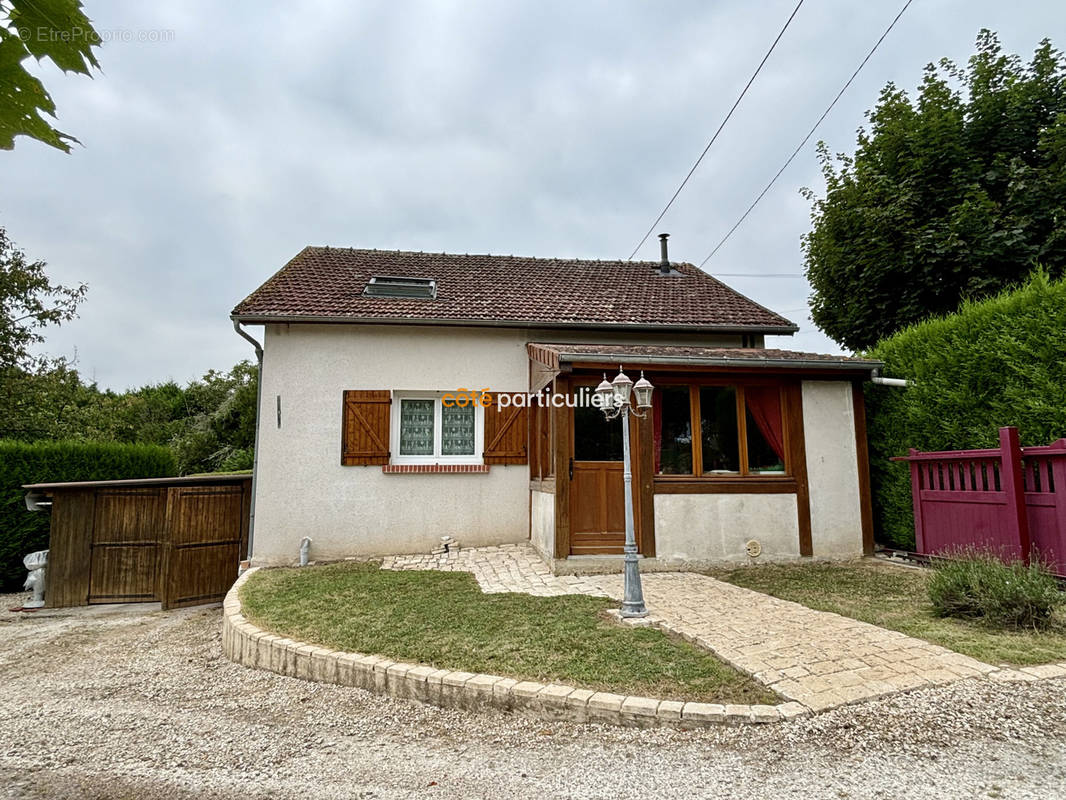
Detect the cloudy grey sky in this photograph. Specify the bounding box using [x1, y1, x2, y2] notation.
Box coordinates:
[3, 0, 1063, 390]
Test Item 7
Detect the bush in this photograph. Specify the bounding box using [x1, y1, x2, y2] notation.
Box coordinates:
[866, 271, 1066, 548]
[0, 440, 176, 591]
[928, 550, 1064, 630]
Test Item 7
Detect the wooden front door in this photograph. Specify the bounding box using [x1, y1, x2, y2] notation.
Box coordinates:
[88, 488, 166, 603]
[569, 404, 638, 554]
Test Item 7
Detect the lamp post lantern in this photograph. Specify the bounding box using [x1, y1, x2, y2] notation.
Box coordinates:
[597, 366, 652, 618]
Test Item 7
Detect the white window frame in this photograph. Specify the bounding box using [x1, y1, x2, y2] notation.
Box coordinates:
[390, 391, 485, 465]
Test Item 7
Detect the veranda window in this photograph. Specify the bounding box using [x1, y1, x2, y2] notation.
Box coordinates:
[653, 383, 786, 476]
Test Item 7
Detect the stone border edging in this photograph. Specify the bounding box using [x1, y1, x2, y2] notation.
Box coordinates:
[222, 568, 811, 728]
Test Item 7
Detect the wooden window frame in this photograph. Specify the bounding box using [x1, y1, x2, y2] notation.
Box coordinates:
[389, 392, 485, 466]
[658, 377, 790, 481]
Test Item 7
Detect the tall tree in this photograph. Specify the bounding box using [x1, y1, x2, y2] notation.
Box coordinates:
[0, 0, 101, 151]
[803, 31, 1066, 351]
[171, 361, 257, 473]
[0, 226, 86, 369]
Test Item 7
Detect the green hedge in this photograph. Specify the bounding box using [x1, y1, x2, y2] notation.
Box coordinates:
[0, 440, 176, 591]
[865, 271, 1066, 549]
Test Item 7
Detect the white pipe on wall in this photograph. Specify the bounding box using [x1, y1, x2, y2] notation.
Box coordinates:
[871, 376, 911, 388]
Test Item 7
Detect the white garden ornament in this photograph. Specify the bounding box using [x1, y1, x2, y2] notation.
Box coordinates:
[22, 550, 48, 608]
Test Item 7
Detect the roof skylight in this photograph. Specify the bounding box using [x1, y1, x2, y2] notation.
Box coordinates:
[363, 275, 437, 299]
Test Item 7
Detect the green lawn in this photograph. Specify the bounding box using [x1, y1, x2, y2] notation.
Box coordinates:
[240, 561, 775, 703]
[711, 560, 1066, 666]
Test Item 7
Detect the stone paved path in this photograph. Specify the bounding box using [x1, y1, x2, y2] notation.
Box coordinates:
[596, 572, 1011, 712]
[382, 543, 609, 597]
[382, 543, 1066, 712]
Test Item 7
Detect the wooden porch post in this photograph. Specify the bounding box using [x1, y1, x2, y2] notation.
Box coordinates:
[784, 381, 812, 557]
[552, 375, 571, 560]
[636, 406, 656, 557]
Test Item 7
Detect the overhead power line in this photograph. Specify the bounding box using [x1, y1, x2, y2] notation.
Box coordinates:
[626, 0, 806, 261]
[714, 272, 804, 277]
[699, 0, 916, 268]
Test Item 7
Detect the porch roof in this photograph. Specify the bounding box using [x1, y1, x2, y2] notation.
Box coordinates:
[527, 343, 881, 385]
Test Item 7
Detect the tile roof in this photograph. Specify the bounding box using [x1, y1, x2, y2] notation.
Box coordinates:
[232, 247, 798, 332]
[528, 343, 880, 372]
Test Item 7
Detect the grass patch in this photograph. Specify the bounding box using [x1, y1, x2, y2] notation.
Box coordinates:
[711, 560, 1066, 666]
[240, 561, 774, 703]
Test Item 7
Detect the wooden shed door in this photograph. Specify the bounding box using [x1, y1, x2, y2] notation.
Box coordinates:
[162, 485, 246, 609]
[88, 488, 167, 603]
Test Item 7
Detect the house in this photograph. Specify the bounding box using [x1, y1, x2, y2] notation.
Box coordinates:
[231, 244, 880, 571]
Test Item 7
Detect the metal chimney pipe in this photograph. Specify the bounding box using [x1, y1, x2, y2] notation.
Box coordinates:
[658, 233, 670, 274]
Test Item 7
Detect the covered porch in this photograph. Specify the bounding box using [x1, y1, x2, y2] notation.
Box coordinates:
[525, 343, 880, 572]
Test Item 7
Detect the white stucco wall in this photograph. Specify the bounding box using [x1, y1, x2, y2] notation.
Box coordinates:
[251, 322, 744, 565]
[653, 493, 801, 564]
[530, 489, 555, 561]
[801, 380, 864, 558]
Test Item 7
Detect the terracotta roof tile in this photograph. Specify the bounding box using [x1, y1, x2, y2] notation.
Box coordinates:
[232, 247, 797, 332]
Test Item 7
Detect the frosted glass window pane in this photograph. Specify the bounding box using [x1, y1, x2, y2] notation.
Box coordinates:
[399, 399, 434, 455]
[441, 404, 475, 455]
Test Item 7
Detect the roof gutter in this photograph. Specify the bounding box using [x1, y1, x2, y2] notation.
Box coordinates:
[232, 320, 264, 562]
[557, 351, 882, 373]
[229, 313, 799, 336]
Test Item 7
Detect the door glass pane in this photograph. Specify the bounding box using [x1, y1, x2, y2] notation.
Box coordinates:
[441, 404, 475, 455]
[656, 386, 692, 474]
[574, 403, 623, 461]
[399, 399, 434, 455]
[699, 386, 740, 473]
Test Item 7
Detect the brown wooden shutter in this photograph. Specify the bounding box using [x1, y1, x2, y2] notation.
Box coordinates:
[342, 390, 391, 465]
[483, 393, 528, 464]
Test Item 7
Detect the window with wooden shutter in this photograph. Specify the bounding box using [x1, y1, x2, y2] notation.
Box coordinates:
[483, 393, 528, 465]
[342, 390, 391, 465]
[390, 393, 483, 464]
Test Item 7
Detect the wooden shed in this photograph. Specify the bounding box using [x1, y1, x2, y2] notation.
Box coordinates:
[24, 474, 251, 610]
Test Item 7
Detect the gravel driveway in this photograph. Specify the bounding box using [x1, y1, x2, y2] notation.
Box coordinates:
[2, 594, 1065, 800]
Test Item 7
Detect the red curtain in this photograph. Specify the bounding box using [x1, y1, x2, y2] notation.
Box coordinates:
[745, 386, 785, 460]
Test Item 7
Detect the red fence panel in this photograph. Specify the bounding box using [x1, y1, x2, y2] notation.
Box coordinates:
[1023, 439, 1066, 573]
[895, 428, 1066, 576]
